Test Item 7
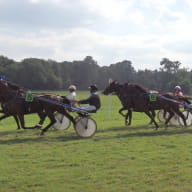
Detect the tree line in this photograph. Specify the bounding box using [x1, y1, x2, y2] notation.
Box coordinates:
[0, 55, 192, 94]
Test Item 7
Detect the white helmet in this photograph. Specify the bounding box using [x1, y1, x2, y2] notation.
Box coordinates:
[68, 85, 76, 91]
[174, 85, 181, 90]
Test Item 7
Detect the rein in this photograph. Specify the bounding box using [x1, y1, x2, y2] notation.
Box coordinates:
[159, 95, 184, 105]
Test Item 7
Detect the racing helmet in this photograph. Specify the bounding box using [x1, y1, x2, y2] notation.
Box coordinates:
[89, 84, 98, 91]
[68, 85, 76, 91]
[174, 85, 181, 90]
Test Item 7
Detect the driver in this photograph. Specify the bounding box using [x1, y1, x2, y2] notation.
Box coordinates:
[74, 85, 101, 112]
[174, 85, 191, 107]
[174, 85, 184, 97]
[67, 85, 77, 104]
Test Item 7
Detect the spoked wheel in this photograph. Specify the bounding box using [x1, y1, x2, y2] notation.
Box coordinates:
[169, 114, 180, 126]
[179, 111, 192, 126]
[158, 110, 180, 126]
[75, 116, 97, 138]
[52, 113, 71, 130]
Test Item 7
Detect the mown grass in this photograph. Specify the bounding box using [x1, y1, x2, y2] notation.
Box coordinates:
[0, 91, 192, 192]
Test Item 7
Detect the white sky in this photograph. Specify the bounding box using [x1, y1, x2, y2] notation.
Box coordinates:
[1, 0, 192, 70]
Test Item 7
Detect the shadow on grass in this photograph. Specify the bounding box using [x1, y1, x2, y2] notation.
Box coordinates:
[0, 135, 80, 145]
[97, 124, 156, 133]
[0, 129, 80, 145]
[1, 125, 192, 145]
[97, 126, 192, 140]
[0, 130, 20, 137]
[117, 128, 192, 138]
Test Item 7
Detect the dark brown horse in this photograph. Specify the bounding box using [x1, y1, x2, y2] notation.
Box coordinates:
[103, 81, 187, 128]
[0, 80, 48, 129]
[0, 80, 75, 135]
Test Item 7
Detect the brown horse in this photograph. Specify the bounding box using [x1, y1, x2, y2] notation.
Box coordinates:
[0, 80, 75, 135]
[0, 80, 48, 129]
[103, 81, 187, 128]
[121, 91, 190, 126]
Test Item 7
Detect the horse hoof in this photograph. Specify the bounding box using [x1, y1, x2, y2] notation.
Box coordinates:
[40, 131, 44, 136]
[35, 125, 42, 129]
[125, 121, 130, 126]
[35, 124, 42, 129]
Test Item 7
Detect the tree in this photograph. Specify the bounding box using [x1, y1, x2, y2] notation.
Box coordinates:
[0, 55, 15, 67]
[71, 57, 100, 89]
[160, 58, 181, 73]
[108, 60, 135, 82]
[0, 55, 191, 93]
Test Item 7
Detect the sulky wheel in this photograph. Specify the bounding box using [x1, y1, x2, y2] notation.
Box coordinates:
[52, 113, 71, 130]
[169, 114, 180, 126]
[75, 116, 97, 138]
[158, 110, 180, 126]
[179, 110, 192, 127]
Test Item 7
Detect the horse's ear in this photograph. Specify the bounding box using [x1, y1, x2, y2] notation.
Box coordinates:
[108, 78, 113, 84]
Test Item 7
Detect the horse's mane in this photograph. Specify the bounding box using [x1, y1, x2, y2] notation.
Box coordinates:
[7, 81, 23, 91]
[122, 82, 148, 93]
[134, 83, 148, 92]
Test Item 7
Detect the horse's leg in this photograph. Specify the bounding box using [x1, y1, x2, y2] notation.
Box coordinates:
[58, 107, 76, 126]
[126, 110, 132, 125]
[17, 114, 26, 129]
[62, 110, 76, 126]
[119, 108, 132, 125]
[18, 114, 38, 129]
[40, 112, 57, 136]
[34, 112, 47, 129]
[119, 108, 125, 117]
[172, 108, 187, 127]
[144, 111, 159, 129]
[119, 108, 126, 125]
[13, 115, 21, 129]
[0, 114, 10, 121]
[149, 110, 156, 124]
[164, 110, 174, 126]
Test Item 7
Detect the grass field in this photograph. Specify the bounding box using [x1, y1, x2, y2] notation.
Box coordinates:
[0, 91, 192, 192]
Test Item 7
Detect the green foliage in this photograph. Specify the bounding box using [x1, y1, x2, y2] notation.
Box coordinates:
[0, 91, 192, 192]
[0, 56, 14, 67]
[0, 55, 192, 94]
[160, 58, 181, 73]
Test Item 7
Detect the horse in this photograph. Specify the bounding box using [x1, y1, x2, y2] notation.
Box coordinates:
[105, 81, 156, 126]
[0, 80, 76, 135]
[103, 81, 187, 129]
[118, 87, 157, 126]
[0, 80, 47, 130]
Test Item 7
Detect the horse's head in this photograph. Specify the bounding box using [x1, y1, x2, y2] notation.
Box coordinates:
[0, 80, 24, 101]
[0, 80, 10, 101]
[0, 80, 8, 88]
[103, 81, 120, 95]
[0, 80, 9, 93]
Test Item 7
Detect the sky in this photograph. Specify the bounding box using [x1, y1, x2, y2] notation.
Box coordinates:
[1, 0, 192, 70]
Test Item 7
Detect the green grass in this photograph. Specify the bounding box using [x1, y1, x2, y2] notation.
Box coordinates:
[0, 91, 192, 192]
